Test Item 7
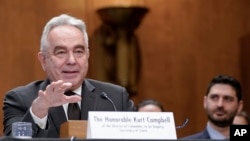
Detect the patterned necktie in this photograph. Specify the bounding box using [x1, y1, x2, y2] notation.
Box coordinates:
[65, 91, 81, 120]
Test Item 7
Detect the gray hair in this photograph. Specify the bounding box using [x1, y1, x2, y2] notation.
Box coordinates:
[40, 14, 89, 52]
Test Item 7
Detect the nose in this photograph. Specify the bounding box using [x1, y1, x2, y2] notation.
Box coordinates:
[67, 52, 76, 64]
[217, 98, 224, 107]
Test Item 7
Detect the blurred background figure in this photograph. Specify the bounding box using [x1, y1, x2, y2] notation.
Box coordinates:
[181, 74, 243, 140]
[137, 99, 164, 112]
[233, 110, 250, 125]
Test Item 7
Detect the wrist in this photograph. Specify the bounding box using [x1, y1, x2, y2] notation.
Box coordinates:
[31, 98, 49, 118]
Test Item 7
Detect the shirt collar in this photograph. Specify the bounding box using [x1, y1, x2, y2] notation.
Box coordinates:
[72, 85, 82, 96]
[206, 122, 227, 139]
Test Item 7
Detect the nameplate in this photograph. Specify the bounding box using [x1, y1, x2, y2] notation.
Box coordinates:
[230, 125, 250, 140]
[86, 111, 177, 139]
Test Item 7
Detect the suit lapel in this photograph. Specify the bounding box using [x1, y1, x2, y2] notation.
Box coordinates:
[39, 79, 50, 91]
[80, 80, 97, 119]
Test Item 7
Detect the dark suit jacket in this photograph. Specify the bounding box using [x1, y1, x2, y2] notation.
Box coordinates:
[3, 79, 135, 138]
[181, 128, 211, 139]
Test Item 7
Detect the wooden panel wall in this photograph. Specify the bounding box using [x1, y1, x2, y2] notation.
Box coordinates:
[0, 0, 249, 138]
[135, 0, 250, 138]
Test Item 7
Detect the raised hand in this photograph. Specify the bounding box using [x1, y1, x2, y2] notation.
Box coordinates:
[31, 80, 81, 118]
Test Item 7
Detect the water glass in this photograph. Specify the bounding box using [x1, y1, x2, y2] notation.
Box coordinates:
[12, 122, 32, 138]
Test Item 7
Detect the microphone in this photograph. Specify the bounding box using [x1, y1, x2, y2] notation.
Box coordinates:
[176, 118, 189, 129]
[101, 92, 117, 111]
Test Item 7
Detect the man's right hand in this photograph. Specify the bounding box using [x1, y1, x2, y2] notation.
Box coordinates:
[31, 80, 81, 118]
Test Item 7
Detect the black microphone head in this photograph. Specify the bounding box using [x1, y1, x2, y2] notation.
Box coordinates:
[101, 92, 108, 99]
[101, 92, 117, 111]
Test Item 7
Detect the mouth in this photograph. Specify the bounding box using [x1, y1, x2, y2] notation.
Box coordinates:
[62, 70, 79, 77]
[214, 110, 226, 116]
[63, 70, 78, 73]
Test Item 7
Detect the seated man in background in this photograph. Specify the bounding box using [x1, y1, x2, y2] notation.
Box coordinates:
[233, 110, 250, 125]
[182, 74, 243, 140]
[137, 99, 164, 112]
[3, 14, 135, 138]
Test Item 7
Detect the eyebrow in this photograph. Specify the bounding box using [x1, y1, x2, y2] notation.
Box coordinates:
[209, 93, 236, 99]
[74, 45, 86, 50]
[53, 46, 65, 50]
[53, 45, 86, 51]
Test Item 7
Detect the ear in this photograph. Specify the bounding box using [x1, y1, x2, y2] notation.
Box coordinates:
[237, 100, 244, 114]
[203, 96, 207, 109]
[38, 52, 46, 71]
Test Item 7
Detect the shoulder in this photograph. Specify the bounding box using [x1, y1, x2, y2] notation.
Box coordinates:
[5, 80, 46, 96]
[181, 129, 210, 139]
[84, 79, 129, 98]
[85, 79, 125, 90]
[4, 80, 46, 106]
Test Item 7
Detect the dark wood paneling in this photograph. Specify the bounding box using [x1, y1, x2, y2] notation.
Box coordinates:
[0, 0, 249, 138]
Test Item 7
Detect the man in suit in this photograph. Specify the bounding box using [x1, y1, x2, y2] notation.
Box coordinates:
[182, 75, 243, 140]
[3, 14, 135, 138]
